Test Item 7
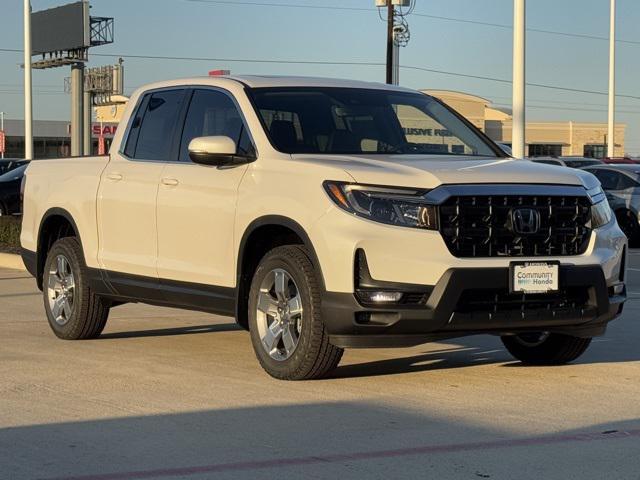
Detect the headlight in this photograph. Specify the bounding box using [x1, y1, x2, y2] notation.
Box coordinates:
[323, 181, 438, 230]
[591, 199, 613, 229]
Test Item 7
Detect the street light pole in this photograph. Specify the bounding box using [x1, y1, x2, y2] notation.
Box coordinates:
[386, 1, 394, 84]
[607, 0, 616, 158]
[512, 0, 526, 159]
[24, 0, 33, 160]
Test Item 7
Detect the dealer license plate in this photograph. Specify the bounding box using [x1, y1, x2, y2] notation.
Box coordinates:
[510, 262, 559, 293]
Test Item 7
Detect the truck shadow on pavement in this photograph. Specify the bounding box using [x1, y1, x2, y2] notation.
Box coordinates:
[1, 403, 638, 480]
[97, 323, 242, 340]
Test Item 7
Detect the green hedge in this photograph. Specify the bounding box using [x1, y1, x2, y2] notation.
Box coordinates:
[0, 216, 22, 253]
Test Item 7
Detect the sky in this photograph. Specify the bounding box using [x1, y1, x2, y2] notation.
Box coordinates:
[1, 0, 639, 154]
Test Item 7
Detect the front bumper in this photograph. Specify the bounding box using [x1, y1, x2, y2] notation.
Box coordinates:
[323, 263, 626, 348]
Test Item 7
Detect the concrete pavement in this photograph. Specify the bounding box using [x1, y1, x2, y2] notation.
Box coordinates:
[1, 256, 639, 480]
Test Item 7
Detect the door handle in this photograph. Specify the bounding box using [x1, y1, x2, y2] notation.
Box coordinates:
[107, 173, 123, 181]
[161, 178, 179, 186]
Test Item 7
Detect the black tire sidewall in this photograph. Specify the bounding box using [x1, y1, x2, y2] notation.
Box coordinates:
[248, 246, 321, 379]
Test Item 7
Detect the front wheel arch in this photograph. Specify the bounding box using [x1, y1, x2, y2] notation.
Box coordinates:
[236, 216, 325, 330]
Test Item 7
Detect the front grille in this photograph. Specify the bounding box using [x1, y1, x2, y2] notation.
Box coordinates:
[455, 287, 591, 315]
[439, 195, 592, 257]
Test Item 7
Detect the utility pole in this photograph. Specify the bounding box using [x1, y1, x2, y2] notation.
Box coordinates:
[512, 0, 526, 159]
[386, 2, 394, 84]
[607, 0, 616, 158]
[24, 0, 33, 160]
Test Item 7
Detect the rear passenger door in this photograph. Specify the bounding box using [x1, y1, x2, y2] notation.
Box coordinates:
[98, 88, 187, 290]
[156, 88, 254, 291]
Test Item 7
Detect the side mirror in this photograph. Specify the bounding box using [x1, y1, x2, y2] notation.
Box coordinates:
[188, 136, 250, 166]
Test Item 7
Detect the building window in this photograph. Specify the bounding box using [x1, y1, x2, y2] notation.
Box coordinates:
[584, 144, 606, 159]
[528, 144, 562, 157]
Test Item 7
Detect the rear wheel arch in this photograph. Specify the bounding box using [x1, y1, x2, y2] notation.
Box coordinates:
[36, 208, 82, 290]
[236, 216, 325, 330]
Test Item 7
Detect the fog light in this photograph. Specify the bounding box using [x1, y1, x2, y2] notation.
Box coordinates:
[358, 291, 403, 303]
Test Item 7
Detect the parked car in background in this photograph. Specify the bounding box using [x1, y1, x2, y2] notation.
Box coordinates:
[0, 159, 28, 176]
[0, 163, 28, 216]
[582, 164, 640, 245]
[529, 156, 603, 169]
[603, 157, 640, 165]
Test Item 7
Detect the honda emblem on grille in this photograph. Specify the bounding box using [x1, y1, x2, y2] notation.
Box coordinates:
[511, 208, 541, 235]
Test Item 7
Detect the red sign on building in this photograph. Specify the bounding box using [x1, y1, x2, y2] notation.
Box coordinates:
[0, 130, 5, 154]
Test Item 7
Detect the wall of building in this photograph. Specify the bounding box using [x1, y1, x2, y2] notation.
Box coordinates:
[426, 90, 626, 158]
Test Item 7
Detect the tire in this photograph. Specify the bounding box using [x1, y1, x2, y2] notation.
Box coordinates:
[501, 332, 592, 365]
[248, 245, 343, 380]
[43, 237, 110, 340]
[616, 209, 639, 246]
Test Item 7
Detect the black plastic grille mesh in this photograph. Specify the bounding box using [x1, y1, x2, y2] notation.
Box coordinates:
[455, 287, 591, 314]
[439, 195, 592, 257]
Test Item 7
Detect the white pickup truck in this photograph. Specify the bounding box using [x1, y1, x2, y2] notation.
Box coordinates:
[21, 76, 627, 380]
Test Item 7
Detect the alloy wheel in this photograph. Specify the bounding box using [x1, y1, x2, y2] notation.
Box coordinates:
[47, 254, 76, 326]
[255, 268, 303, 361]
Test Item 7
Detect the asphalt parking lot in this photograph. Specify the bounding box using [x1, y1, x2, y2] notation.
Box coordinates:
[1, 256, 639, 480]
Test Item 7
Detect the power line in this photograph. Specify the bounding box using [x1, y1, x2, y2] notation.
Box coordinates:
[1, 47, 639, 101]
[184, 0, 640, 46]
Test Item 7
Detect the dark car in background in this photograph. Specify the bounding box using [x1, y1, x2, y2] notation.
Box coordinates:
[0, 159, 28, 176]
[530, 156, 603, 169]
[0, 163, 27, 216]
[583, 164, 640, 245]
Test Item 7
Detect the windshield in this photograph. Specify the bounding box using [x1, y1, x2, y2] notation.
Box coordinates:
[249, 87, 499, 157]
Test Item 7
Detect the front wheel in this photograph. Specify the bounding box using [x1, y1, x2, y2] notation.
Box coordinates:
[248, 245, 343, 380]
[501, 332, 592, 365]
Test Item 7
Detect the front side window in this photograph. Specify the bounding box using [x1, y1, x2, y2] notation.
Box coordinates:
[249, 87, 498, 157]
[179, 89, 254, 162]
[131, 90, 186, 161]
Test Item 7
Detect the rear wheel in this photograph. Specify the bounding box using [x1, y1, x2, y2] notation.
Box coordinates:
[43, 237, 110, 340]
[501, 332, 592, 365]
[248, 245, 343, 380]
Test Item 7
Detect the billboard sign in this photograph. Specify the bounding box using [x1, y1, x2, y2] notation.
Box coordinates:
[32, 2, 90, 55]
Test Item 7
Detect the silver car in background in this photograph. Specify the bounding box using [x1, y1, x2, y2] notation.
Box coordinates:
[583, 164, 640, 245]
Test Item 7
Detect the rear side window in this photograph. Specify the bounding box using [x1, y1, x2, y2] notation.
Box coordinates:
[179, 89, 253, 162]
[127, 89, 186, 161]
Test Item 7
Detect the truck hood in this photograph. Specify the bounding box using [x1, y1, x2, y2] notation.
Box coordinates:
[292, 154, 599, 190]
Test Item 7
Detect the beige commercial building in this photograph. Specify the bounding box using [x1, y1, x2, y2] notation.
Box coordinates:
[424, 90, 625, 158]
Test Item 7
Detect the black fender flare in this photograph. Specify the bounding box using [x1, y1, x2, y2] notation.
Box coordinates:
[236, 215, 326, 289]
[35, 207, 83, 288]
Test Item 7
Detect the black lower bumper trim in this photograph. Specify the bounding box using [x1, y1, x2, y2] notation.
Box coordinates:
[322, 265, 625, 348]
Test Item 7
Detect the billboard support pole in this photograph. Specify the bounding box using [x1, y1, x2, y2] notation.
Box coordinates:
[24, 0, 33, 160]
[71, 63, 84, 157]
[83, 91, 92, 155]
